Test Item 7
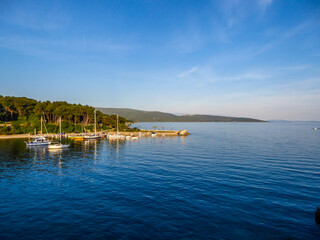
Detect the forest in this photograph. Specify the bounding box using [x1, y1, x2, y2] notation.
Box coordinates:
[0, 95, 132, 134]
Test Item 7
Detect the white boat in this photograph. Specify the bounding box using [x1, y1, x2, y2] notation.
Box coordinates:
[48, 143, 70, 149]
[26, 136, 51, 146]
[108, 133, 126, 140]
[83, 110, 101, 139]
[107, 115, 125, 139]
[150, 132, 156, 137]
[83, 135, 101, 140]
[26, 116, 51, 146]
[48, 117, 70, 149]
[131, 135, 139, 140]
[125, 135, 139, 140]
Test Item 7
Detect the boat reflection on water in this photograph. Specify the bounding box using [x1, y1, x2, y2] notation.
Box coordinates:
[83, 139, 98, 162]
[48, 148, 63, 170]
[2, 137, 132, 168]
[27, 145, 48, 162]
[107, 138, 126, 159]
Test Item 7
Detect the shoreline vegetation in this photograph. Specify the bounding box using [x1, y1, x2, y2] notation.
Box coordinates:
[0, 130, 187, 139]
[0, 95, 264, 138]
[0, 95, 132, 136]
[0, 95, 189, 137]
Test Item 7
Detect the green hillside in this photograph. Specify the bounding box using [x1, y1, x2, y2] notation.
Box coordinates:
[96, 107, 265, 122]
[0, 95, 130, 135]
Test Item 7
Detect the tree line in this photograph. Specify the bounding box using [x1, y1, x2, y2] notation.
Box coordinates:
[0, 95, 132, 134]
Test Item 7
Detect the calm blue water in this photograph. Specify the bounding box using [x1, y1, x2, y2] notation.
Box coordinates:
[0, 122, 320, 239]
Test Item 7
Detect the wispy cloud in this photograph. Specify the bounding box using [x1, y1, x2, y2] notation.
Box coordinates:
[177, 63, 267, 87]
[218, 73, 266, 82]
[178, 66, 198, 78]
[277, 65, 310, 71]
[0, 34, 137, 59]
[170, 29, 204, 54]
[0, 35, 61, 57]
[167, 11, 207, 54]
[258, 0, 274, 13]
[178, 75, 320, 120]
[283, 20, 316, 39]
[0, 1, 70, 30]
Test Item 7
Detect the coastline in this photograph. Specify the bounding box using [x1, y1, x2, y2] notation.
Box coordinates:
[0, 129, 189, 139]
[0, 134, 31, 139]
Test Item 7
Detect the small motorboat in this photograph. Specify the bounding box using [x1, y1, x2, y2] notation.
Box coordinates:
[69, 135, 84, 140]
[83, 134, 101, 140]
[26, 136, 51, 146]
[48, 143, 70, 149]
[131, 135, 139, 140]
[125, 135, 138, 140]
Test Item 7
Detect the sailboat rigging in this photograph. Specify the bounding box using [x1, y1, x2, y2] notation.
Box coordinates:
[108, 114, 126, 140]
[48, 117, 70, 149]
[25, 115, 51, 146]
[83, 110, 101, 139]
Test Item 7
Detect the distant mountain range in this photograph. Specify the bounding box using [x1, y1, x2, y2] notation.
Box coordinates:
[96, 107, 266, 122]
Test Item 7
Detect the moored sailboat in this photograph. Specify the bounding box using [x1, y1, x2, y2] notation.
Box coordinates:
[83, 110, 101, 139]
[48, 117, 70, 149]
[25, 116, 51, 146]
[108, 115, 126, 140]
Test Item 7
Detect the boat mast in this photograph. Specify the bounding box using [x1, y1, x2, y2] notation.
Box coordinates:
[41, 116, 43, 135]
[94, 110, 97, 135]
[60, 117, 62, 142]
[117, 114, 119, 135]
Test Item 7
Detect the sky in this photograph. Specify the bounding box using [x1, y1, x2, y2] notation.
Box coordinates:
[0, 0, 320, 121]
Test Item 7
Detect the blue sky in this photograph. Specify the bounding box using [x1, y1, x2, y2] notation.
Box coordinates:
[0, 0, 319, 120]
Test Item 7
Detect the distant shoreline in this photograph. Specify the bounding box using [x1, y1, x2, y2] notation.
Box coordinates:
[96, 107, 266, 122]
[0, 129, 188, 139]
[0, 134, 30, 139]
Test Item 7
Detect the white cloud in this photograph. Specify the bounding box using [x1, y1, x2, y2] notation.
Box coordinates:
[178, 66, 198, 78]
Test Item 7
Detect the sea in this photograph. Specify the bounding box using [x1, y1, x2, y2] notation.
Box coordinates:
[0, 122, 319, 239]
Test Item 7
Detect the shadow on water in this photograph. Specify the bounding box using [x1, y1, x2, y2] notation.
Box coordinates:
[0, 138, 27, 159]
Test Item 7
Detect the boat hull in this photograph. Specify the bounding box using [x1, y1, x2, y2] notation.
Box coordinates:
[48, 144, 70, 149]
[26, 142, 51, 146]
[108, 135, 126, 140]
[83, 136, 101, 140]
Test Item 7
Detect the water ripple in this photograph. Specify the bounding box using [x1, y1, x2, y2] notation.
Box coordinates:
[0, 122, 320, 239]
